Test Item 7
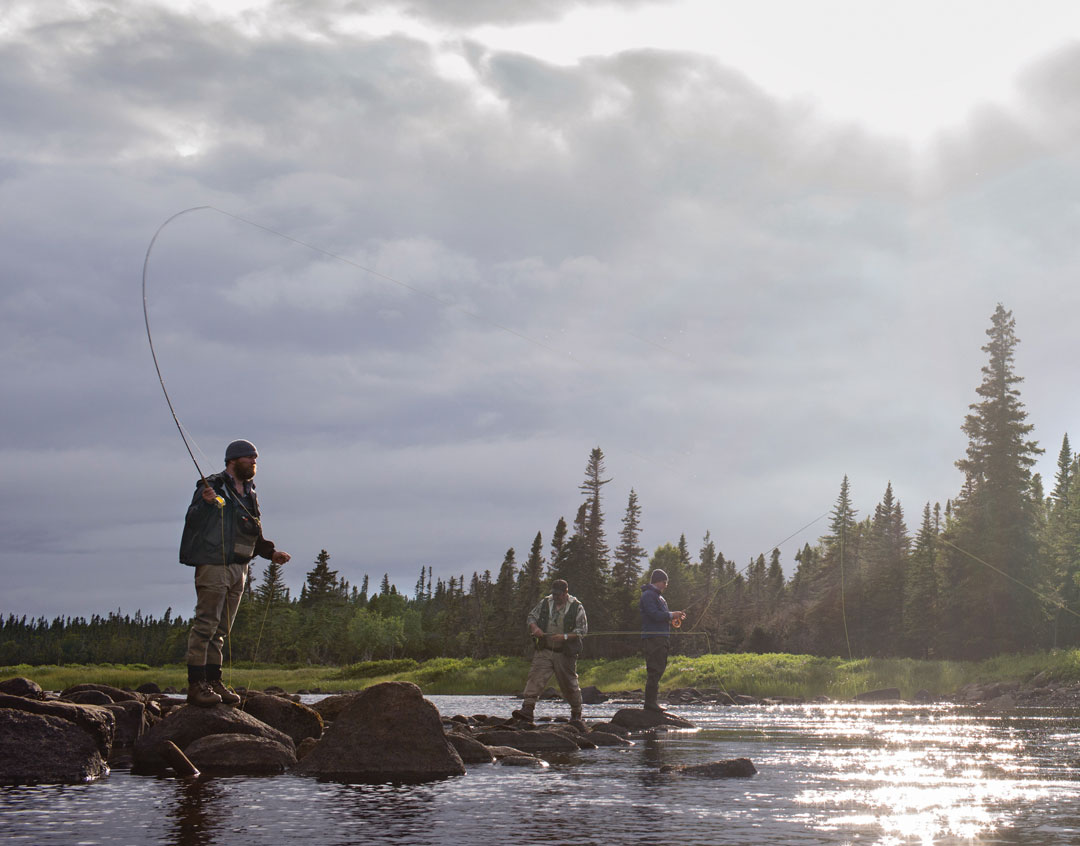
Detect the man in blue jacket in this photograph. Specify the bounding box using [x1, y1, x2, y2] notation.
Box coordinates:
[180, 439, 291, 706]
[639, 568, 686, 712]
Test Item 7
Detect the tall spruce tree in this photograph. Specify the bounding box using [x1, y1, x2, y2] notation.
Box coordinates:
[902, 503, 940, 657]
[946, 304, 1044, 657]
[611, 489, 647, 631]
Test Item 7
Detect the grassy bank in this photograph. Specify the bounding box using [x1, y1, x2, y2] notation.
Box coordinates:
[5, 650, 1080, 699]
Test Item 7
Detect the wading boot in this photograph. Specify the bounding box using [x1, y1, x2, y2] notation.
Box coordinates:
[511, 706, 535, 723]
[569, 714, 587, 733]
[643, 701, 667, 714]
[187, 680, 222, 707]
[209, 680, 241, 706]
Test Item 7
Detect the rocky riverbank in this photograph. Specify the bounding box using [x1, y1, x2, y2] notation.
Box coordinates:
[0, 676, 725, 786]
[7, 670, 1076, 786]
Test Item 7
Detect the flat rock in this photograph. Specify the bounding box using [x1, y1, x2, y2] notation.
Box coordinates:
[475, 728, 580, 753]
[0, 709, 109, 785]
[585, 729, 633, 747]
[661, 758, 757, 778]
[610, 708, 696, 730]
[133, 703, 295, 772]
[62, 683, 142, 703]
[242, 692, 323, 745]
[293, 682, 464, 783]
[184, 732, 296, 775]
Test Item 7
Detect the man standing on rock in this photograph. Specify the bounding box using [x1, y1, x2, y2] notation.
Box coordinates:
[514, 579, 588, 728]
[179, 439, 290, 707]
[640, 568, 686, 712]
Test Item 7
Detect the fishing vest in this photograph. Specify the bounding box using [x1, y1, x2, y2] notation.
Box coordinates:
[537, 596, 581, 634]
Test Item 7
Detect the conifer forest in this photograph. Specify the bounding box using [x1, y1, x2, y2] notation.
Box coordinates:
[4, 304, 1077, 666]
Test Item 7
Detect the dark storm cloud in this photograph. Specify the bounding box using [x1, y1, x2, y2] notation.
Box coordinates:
[3, 0, 1080, 617]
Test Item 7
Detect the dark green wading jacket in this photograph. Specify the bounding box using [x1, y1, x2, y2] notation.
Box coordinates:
[179, 471, 276, 566]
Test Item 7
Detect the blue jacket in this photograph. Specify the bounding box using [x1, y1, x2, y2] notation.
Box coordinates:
[640, 583, 672, 637]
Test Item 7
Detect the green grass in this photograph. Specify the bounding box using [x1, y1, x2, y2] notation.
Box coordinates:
[6, 650, 1080, 698]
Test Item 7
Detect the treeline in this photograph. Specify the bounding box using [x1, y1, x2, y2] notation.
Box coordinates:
[3, 304, 1077, 666]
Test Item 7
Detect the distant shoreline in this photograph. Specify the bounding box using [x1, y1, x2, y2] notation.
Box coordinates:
[6, 650, 1080, 703]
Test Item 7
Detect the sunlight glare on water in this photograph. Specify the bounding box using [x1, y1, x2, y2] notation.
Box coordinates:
[4, 697, 1080, 844]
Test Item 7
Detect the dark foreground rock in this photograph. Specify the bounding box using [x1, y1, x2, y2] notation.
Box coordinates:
[293, 682, 464, 783]
[133, 703, 295, 772]
[660, 758, 757, 778]
[0, 708, 109, 784]
[185, 733, 297, 775]
[585, 729, 633, 747]
[610, 707, 696, 730]
[242, 692, 323, 745]
[309, 692, 360, 723]
[0, 693, 115, 760]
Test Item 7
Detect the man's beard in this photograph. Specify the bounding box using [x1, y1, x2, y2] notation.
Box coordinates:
[234, 464, 256, 481]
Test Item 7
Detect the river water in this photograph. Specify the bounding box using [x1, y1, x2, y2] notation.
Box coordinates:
[4, 695, 1080, 845]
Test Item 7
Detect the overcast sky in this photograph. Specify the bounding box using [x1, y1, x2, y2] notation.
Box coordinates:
[4, 0, 1080, 621]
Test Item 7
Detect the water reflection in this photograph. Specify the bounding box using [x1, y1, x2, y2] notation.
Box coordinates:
[7, 700, 1080, 844]
[168, 778, 221, 846]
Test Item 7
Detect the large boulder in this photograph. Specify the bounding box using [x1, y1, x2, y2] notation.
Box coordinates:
[293, 682, 464, 782]
[0, 677, 45, 699]
[475, 728, 580, 753]
[133, 704, 295, 772]
[184, 733, 297, 775]
[610, 708, 696, 730]
[242, 692, 323, 745]
[0, 709, 109, 784]
[0, 693, 115, 759]
[580, 685, 608, 704]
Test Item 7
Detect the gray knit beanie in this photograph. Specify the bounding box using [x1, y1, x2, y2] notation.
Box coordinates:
[225, 439, 258, 461]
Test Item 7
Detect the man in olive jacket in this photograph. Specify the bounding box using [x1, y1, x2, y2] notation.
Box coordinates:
[180, 439, 290, 706]
[513, 579, 588, 727]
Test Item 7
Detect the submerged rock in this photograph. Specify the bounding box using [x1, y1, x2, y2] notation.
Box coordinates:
[855, 688, 902, 703]
[293, 682, 464, 783]
[0, 708, 109, 785]
[660, 758, 757, 778]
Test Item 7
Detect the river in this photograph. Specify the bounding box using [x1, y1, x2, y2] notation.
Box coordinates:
[3, 695, 1080, 845]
